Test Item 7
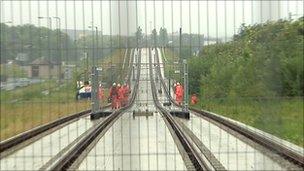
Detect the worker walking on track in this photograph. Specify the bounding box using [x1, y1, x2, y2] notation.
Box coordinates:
[109, 83, 119, 109]
[117, 84, 124, 108]
[121, 83, 130, 107]
[175, 82, 184, 105]
[191, 93, 199, 105]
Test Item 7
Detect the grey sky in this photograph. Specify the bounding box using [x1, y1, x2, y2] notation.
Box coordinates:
[1, 1, 303, 38]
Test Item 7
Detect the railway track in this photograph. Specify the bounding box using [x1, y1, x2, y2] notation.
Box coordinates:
[76, 48, 188, 170]
[153, 47, 304, 170]
[148, 48, 212, 170]
[49, 49, 142, 170]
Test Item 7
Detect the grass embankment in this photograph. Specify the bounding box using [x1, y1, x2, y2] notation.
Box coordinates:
[0, 81, 91, 140]
[194, 97, 303, 147]
[163, 48, 304, 147]
[0, 49, 127, 141]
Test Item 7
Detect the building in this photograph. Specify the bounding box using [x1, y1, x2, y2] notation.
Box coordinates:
[62, 62, 76, 80]
[111, 1, 137, 36]
[15, 53, 29, 64]
[26, 57, 60, 79]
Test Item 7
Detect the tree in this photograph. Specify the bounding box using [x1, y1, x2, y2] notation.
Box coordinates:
[186, 17, 304, 98]
[151, 28, 158, 47]
[135, 27, 143, 47]
[159, 27, 168, 47]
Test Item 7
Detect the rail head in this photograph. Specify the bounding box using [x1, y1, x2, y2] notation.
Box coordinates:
[0, 109, 91, 153]
[148, 48, 211, 170]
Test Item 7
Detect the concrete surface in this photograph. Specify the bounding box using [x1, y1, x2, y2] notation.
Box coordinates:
[78, 48, 186, 171]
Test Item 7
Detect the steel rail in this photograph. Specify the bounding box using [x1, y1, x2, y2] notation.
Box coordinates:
[0, 109, 91, 153]
[155, 48, 304, 168]
[148, 48, 210, 170]
[50, 49, 142, 171]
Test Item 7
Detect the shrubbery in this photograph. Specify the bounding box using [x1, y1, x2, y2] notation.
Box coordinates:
[189, 18, 304, 98]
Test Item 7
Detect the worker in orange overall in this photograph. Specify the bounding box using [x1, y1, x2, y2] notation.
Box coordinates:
[109, 83, 119, 109]
[121, 83, 130, 107]
[191, 93, 199, 105]
[175, 82, 184, 105]
[117, 84, 124, 109]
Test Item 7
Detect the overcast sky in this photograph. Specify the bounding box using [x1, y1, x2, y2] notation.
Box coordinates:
[1, 1, 303, 38]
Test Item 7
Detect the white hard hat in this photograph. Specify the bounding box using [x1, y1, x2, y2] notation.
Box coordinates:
[113, 83, 116, 86]
[117, 83, 121, 87]
[177, 82, 180, 86]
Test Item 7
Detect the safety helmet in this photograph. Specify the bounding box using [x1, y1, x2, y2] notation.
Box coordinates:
[113, 83, 116, 86]
[177, 82, 180, 86]
[117, 83, 121, 87]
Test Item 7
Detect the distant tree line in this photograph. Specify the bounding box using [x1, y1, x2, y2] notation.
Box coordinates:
[0, 24, 75, 63]
[0, 23, 207, 65]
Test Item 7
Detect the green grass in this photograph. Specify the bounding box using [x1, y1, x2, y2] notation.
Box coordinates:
[0, 49, 126, 141]
[162, 48, 183, 82]
[192, 97, 304, 147]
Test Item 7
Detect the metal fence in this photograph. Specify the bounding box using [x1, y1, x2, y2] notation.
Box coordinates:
[0, 1, 303, 170]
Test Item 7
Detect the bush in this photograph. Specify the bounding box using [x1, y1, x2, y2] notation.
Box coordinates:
[189, 18, 304, 99]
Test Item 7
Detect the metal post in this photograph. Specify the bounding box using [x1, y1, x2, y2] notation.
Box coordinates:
[95, 27, 98, 61]
[169, 72, 171, 97]
[179, 27, 182, 82]
[53, 17, 62, 83]
[84, 52, 88, 81]
[88, 25, 97, 64]
[183, 59, 188, 111]
[38, 17, 52, 79]
[133, 50, 137, 81]
[91, 66, 99, 114]
[88, 25, 99, 114]
[132, 64, 135, 81]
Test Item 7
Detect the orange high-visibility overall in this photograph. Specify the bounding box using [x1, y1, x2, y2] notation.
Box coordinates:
[191, 94, 199, 105]
[175, 85, 184, 105]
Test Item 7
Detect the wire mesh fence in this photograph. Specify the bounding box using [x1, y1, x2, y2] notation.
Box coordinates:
[0, 0, 303, 170]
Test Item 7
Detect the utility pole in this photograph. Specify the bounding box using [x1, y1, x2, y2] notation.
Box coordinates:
[179, 27, 182, 82]
[53, 17, 62, 83]
[88, 25, 98, 64]
[183, 59, 189, 112]
[83, 51, 88, 82]
[88, 25, 100, 114]
[91, 66, 99, 114]
[38, 17, 52, 80]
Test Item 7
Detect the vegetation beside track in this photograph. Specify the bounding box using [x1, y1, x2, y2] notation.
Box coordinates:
[192, 97, 303, 147]
[0, 49, 127, 141]
[163, 18, 304, 146]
